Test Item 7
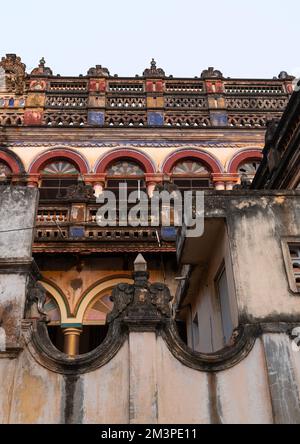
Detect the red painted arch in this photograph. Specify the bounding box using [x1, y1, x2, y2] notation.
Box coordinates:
[162, 150, 223, 174]
[228, 149, 263, 174]
[0, 151, 22, 174]
[29, 149, 89, 174]
[95, 149, 155, 174]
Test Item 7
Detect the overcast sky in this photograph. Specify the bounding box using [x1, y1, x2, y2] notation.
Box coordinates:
[1, 0, 299, 79]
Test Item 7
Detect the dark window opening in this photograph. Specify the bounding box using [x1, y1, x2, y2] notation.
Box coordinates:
[47, 324, 109, 355]
[39, 177, 79, 200]
[47, 325, 64, 352]
[176, 319, 188, 345]
[107, 179, 146, 199]
[173, 178, 211, 192]
[79, 325, 109, 354]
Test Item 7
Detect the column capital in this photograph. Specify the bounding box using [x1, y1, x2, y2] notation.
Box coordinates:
[145, 173, 164, 184]
[27, 174, 40, 188]
[83, 174, 106, 185]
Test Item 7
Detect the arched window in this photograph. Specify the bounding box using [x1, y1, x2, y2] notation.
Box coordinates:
[79, 293, 113, 353]
[238, 159, 261, 182]
[106, 159, 146, 199]
[39, 159, 79, 200]
[46, 292, 112, 355]
[171, 158, 212, 192]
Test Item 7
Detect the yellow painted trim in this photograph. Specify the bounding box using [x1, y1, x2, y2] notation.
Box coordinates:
[76, 277, 133, 324]
[40, 281, 70, 324]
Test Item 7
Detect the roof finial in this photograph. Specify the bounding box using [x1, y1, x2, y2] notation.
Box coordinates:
[134, 254, 147, 272]
[30, 57, 52, 76]
[143, 58, 165, 78]
[39, 57, 46, 68]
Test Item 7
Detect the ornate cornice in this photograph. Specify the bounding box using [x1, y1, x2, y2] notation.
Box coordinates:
[6, 141, 262, 149]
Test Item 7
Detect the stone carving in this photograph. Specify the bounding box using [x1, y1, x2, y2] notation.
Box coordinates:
[107, 284, 134, 323]
[143, 59, 166, 78]
[278, 71, 294, 80]
[26, 279, 48, 320]
[31, 57, 53, 76]
[107, 255, 172, 328]
[0, 54, 26, 94]
[87, 65, 110, 77]
[201, 67, 223, 79]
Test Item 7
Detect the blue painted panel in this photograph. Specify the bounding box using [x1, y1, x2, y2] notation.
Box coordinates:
[210, 112, 228, 127]
[161, 227, 177, 242]
[70, 226, 85, 238]
[88, 111, 105, 126]
[148, 112, 164, 126]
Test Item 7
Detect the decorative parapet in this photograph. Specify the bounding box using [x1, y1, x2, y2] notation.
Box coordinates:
[0, 53, 295, 128]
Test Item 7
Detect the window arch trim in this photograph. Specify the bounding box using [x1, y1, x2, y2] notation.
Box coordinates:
[29, 149, 89, 175]
[0, 150, 24, 174]
[162, 149, 223, 174]
[95, 149, 155, 174]
[227, 149, 263, 174]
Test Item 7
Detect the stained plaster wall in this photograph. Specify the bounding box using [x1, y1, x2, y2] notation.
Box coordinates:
[1, 188, 300, 424]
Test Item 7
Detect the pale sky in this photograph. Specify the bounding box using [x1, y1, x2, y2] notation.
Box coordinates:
[1, 0, 300, 79]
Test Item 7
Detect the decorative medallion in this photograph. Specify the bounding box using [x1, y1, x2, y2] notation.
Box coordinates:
[172, 159, 209, 175]
[107, 160, 144, 176]
[41, 161, 79, 175]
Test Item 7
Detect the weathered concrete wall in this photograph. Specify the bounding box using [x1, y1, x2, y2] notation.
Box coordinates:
[0, 187, 38, 346]
[1, 188, 300, 424]
[8, 348, 63, 424]
[82, 341, 129, 424]
[227, 194, 300, 322]
[2, 331, 299, 424]
[0, 187, 37, 260]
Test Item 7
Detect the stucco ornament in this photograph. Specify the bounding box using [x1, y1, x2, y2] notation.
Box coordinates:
[107, 254, 172, 328]
[201, 67, 223, 79]
[26, 279, 48, 321]
[143, 59, 166, 78]
[87, 65, 110, 77]
[0, 54, 26, 94]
